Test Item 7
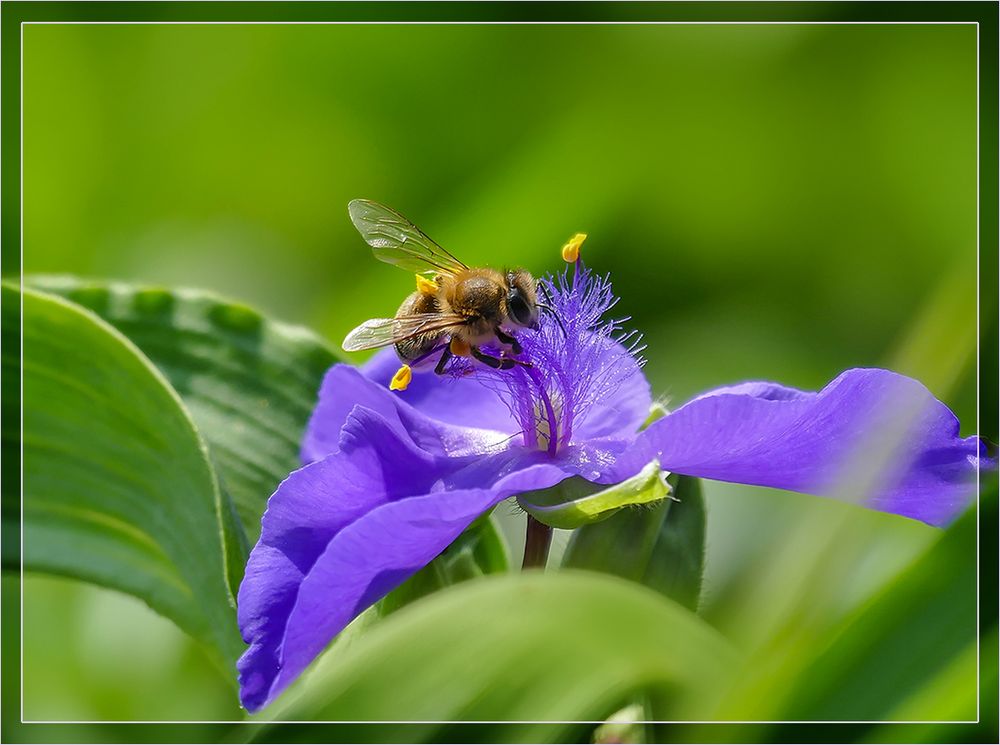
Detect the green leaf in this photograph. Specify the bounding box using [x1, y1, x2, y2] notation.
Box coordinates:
[28, 276, 339, 542]
[378, 513, 509, 616]
[562, 475, 706, 612]
[517, 460, 670, 530]
[259, 572, 737, 740]
[3, 283, 245, 672]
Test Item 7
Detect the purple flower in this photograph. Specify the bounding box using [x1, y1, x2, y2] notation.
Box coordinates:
[236, 261, 989, 712]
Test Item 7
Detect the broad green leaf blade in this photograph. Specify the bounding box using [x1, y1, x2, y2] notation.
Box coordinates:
[3, 283, 245, 672]
[28, 276, 339, 542]
[562, 475, 706, 611]
[517, 460, 670, 530]
[258, 572, 737, 741]
[378, 513, 509, 615]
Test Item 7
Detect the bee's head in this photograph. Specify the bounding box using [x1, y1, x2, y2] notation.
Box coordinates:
[505, 269, 539, 329]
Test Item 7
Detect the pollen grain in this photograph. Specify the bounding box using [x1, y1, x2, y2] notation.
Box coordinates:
[415, 275, 439, 295]
[389, 364, 413, 391]
[561, 233, 587, 263]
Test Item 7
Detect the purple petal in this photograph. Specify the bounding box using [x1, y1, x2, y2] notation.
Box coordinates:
[270, 461, 567, 707]
[301, 362, 515, 464]
[362, 348, 521, 433]
[237, 406, 444, 711]
[609, 368, 987, 526]
[240, 405, 569, 711]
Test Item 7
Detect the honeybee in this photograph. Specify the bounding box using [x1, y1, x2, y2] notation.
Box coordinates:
[342, 199, 542, 382]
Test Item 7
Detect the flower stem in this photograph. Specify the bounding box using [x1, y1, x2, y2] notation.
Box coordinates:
[522, 515, 553, 570]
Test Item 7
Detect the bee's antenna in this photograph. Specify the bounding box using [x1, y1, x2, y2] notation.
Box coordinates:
[536, 282, 567, 337]
[535, 302, 567, 338]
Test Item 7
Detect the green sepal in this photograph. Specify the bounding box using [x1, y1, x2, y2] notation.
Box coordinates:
[516, 460, 670, 530]
[641, 401, 669, 430]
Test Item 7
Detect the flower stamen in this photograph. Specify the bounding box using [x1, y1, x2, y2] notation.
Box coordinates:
[526, 366, 562, 456]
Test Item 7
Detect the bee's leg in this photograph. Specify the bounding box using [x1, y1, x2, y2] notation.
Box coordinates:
[494, 328, 522, 355]
[471, 346, 515, 370]
[471, 346, 532, 370]
[434, 345, 453, 375]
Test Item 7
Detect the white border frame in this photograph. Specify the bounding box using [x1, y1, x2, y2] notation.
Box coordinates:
[15, 17, 985, 729]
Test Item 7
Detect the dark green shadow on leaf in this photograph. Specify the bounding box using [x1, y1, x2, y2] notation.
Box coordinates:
[562, 475, 706, 612]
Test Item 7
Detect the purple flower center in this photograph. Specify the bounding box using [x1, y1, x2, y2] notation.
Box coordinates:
[456, 262, 645, 456]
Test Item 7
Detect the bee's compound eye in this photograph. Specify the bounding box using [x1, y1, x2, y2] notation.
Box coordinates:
[508, 288, 534, 327]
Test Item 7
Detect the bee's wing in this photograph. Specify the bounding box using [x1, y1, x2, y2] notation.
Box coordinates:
[348, 199, 469, 277]
[342, 313, 466, 352]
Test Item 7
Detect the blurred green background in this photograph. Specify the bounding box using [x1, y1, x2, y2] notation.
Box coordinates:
[11, 20, 988, 736]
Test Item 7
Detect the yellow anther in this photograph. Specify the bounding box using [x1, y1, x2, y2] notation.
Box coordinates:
[416, 274, 438, 295]
[389, 364, 412, 391]
[561, 233, 587, 263]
